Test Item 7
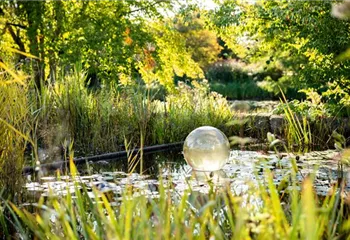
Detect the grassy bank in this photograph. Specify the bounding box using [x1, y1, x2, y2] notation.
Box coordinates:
[0, 62, 234, 195]
[33, 68, 233, 156]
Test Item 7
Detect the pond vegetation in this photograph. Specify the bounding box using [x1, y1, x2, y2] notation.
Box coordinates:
[2, 0, 350, 239]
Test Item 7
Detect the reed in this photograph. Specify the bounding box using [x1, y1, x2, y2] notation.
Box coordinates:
[279, 90, 313, 151]
[33, 70, 233, 156]
[4, 157, 350, 239]
[0, 61, 32, 198]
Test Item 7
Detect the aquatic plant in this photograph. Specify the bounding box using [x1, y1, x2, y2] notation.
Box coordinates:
[33, 67, 233, 157]
[151, 80, 233, 145]
[4, 155, 350, 239]
[277, 90, 313, 152]
[272, 89, 349, 151]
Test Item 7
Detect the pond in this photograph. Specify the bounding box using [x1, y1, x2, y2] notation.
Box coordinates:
[24, 148, 349, 201]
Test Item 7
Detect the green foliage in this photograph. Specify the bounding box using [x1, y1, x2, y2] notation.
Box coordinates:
[210, 0, 350, 107]
[151, 80, 233, 144]
[204, 59, 299, 100]
[274, 89, 330, 120]
[278, 92, 313, 151]
[205, 60, 269, 99]
[35, 66, 150, 154]
[210, 81, 272, 100]
[0, 1, 203, 90]
[271, 89, 350, 151]
[174, 6, 223, 68]
[205, 60, 253, 84]
[0, 62, 30, 198]
[4, 158, 350, 239]
[33, 67, 232, 155]
[137, 21, 204, 90]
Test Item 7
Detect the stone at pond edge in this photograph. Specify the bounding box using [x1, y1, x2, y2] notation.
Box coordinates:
[270, 115, 286, 135]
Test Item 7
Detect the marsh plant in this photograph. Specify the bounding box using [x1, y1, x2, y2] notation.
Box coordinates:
[151, 80, 233, 144]
[3, 156, 350, 239]
[273, 89, 349, 151]
[34, 69, 233, 157]
[0, 62, 33, 198]
[0, 60, 233, 192]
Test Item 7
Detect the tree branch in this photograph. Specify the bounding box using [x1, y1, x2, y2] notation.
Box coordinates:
[6, 22, 27, 29]
[6, 24, 26, 59]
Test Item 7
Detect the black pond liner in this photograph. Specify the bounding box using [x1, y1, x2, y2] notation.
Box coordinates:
[23, 142, 184, 175]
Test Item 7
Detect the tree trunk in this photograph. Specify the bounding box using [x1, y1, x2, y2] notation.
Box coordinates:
[24, 2, 45, 90]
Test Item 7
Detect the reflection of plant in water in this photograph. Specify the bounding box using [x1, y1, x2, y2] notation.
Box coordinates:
[6, 152, 350, 239]
[266, 131, 302, 191]
[331, 131, 350, 184]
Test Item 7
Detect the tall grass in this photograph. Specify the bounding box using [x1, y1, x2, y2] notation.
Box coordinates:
[4, 157, 350, 239]
[0, 62, 32, 198]
[277, 91, 340, 151]
[151, 80, 233, 144]
[34, 66, 147, 155]
[281, 100, 313, 151]
[34, 69, 233, 156]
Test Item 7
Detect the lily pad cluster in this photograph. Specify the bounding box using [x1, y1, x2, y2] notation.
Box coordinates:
[24, 150, 348, 203]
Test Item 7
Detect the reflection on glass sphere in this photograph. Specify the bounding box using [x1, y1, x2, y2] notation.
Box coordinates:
[183, 126, 230, 171]
[191, 170, 229, 186]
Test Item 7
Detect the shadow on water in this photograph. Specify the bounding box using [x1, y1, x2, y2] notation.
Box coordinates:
[77, 150, 186, 177]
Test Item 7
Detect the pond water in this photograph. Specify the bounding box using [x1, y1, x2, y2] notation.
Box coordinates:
[24, 149, 349, 201]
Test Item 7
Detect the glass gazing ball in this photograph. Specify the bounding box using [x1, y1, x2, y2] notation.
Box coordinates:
[191, 170, 230, 186]
[183, 126, 230, 171]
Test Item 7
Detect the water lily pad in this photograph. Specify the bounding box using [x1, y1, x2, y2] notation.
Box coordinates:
[40, 176, 56, 181]
[102, 176, 114, 182]
[27, 187, 44, 192]
[25, 182, 41, 188]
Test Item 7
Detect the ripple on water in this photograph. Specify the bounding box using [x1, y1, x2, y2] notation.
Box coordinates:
[24, 150, 349, 201]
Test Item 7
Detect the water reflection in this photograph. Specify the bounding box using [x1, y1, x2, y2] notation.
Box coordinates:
[24, 149, 350, 202]
[190, 170, 230, 186]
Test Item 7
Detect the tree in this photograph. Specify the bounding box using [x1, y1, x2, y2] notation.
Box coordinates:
[174, 5, 222, 68]
[210, 0, 350, 94]
[0, 0, 203, 90]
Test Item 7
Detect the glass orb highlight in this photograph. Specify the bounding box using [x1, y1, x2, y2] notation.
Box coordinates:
[183, 126, 230, 171]
[191, 170, 230, 186]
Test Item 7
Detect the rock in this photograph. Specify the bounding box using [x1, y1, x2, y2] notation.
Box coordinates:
[270, 115, 286, 135]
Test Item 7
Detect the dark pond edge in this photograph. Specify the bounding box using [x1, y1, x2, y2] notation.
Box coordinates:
[23, 142, 184, 175]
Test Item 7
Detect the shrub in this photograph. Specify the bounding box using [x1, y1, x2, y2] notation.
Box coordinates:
[205, 59, 253, 84]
